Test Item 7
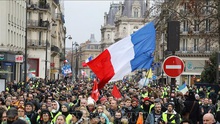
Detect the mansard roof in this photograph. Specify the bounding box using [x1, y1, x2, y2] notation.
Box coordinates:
[122, 0, 146, 18]
[106, 3, 120, 25]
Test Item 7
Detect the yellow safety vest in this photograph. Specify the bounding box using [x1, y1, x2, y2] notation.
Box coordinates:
[149, 104, 155, 113]
[162, 113, 176, 124]
[51, 111, 62, 123]
[141, 92, 148, 98]
[217, 104, 220, 112]
[66, 114, 72, 124]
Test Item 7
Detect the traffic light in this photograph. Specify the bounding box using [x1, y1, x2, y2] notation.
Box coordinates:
[167, 21, 180, 51]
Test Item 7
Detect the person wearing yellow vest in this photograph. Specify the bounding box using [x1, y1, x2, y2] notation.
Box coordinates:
[158, 103, 181, 124]
[141, 97, 152, 114]
[69, 110, 83, 124]
[61, 103, 72, 124]
[36, 109, 53, 124]
[25, 102, 38, 124]
[51, 100, 62, 123]
[215, 99, 220, 123]
[145, 103, 162, 124]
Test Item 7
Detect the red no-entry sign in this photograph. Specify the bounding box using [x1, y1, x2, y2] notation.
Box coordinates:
[162, 56, 184, 78]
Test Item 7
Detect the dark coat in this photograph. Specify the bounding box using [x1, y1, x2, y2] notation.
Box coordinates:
[183, 100, 200, 124]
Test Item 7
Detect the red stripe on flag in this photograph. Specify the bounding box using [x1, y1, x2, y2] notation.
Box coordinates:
[82, 62, 87, 67]
[87, 50, 115, 89]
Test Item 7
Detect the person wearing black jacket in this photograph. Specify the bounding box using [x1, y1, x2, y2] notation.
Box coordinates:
[182, 91, 200, 124]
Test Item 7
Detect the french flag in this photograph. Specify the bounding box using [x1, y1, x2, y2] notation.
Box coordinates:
[64, 60, 69, 63]
[82, 56, 93, 67]
[87, 22, 156, 89]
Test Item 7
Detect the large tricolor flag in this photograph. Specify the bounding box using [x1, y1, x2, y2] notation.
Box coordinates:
[87, 22, 156, 89]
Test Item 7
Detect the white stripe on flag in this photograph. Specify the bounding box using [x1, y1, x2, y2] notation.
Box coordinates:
[166, 65, 181, 69]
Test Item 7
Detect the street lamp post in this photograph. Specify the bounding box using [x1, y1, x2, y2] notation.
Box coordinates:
[71, 42, 79, 82]
[45, 29, 48, 84]
[64, 35, 72, 63]
[24, 1, 28, 84]
[75, 46, 78, 82]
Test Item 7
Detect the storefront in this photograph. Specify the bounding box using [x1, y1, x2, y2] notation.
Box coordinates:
[0, 53, 16, 82]
[181, 59, 205, 86]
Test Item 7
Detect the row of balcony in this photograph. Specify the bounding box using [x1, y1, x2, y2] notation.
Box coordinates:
[27, 39, 48, 48]
[55, 13, 65, 23]
[51, 45, 60, 53]
[27, 40, 60, 53]
[175, 46, 218, 54]
[27, 19, 49, 29]
[27, 3, 50, 11]
[53, 0, 59, 5]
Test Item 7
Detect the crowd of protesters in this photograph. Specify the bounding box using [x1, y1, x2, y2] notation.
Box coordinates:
[0, 78, 219, 124]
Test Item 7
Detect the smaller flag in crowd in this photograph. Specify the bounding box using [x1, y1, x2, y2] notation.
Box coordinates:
[147, 68, 153, 79]
[111, 84, 122, 99]
[82, 56, 93, 67]
[138, 77, 149, 89]
[138, 68, 152, 88]
[61, 64, 72, 76]
[179, 83, 188, 95]
[91, 79, 100, 102]
[64, 59, 69, 63]
[81, 70, 87, 77]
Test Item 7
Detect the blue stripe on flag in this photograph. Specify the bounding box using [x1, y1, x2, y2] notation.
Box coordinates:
[130, 22, 156, 71]
[179, 83, 186, 91]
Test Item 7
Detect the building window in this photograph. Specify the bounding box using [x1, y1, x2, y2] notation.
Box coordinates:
[206, 19, 210, 32]
[123, 27, 126, 32]
[28, 58, 39, 77]
[205, 39, 210, 51]
[39, 31, 42, 45]
[133, 26, 138, 33]
[182, 39, 188, 51]
[184, 2, 187, 11]
[90, 45, 94, 49]
[134, 8, 139, 18]
[8, 30, 10, 45]
[205, 0, 210, 15]
[183, 20, 188, 32]
[194, 20, 199, 32]
[193, 39, 199, 51]
[107, 34, 110, 39]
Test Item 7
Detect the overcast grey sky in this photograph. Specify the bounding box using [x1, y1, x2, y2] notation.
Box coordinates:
[64, 1, 114, 48]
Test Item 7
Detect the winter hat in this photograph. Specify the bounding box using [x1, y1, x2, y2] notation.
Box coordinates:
[25, 102, 34, 108]
[87, 97, 95, 105]
[167, 102, 174, 108]
[132, 98, 139, 103]
[155, 98, 161, 103]
[188, 91, 195, 101]
[62, 103, 70, 111]
[7, 107, 18, 118]
[144, 97, 150, 102]
[70, 110, 83, 119]
[100, 97, 108, 104]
